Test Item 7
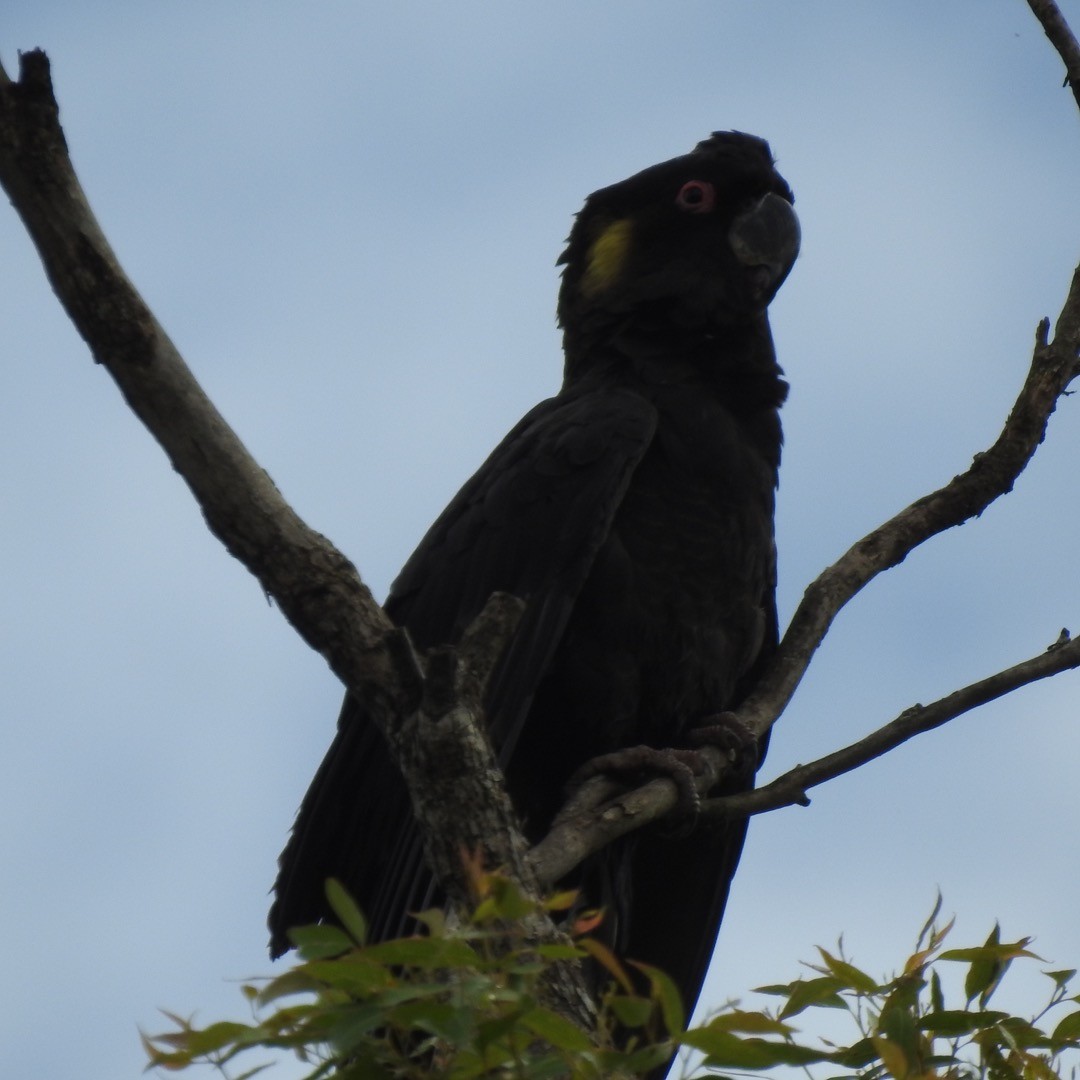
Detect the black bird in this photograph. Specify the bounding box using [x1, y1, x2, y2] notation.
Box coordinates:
[270, 131, 799, 1023]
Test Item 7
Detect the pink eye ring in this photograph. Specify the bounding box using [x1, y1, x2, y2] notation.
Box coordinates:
[675, 180, 715, 213]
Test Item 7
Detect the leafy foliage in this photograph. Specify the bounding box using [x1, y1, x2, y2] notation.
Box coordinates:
[145, 892, 1080, 1080]
[145, 873, 679, 1079]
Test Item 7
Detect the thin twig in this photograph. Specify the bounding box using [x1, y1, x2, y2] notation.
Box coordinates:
[708, 632, 1080, 820]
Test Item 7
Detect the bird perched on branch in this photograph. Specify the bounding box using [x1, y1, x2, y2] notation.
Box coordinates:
[270, 131, 799, 1022]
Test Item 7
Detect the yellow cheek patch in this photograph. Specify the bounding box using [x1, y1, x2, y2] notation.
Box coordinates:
[581, 218, 633, 296]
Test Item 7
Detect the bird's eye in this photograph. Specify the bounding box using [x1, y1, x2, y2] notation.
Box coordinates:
[675, 180, 715, 213]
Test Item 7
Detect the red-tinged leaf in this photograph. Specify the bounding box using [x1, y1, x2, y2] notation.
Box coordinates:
[579, 937, 634, 994]
[459, 846, 489, 899]
[872, 1034, 909, 1079]
[141, 1034, 192, 1071]
[904, 946, 937, 976]
[571, 907, 606, 936]
[926, 914, 956, 953]
[629, 961, 686, 1035]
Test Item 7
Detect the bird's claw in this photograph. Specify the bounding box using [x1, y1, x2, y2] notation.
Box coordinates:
[567, 744, 706, 816]
[687, 712, 759, 780]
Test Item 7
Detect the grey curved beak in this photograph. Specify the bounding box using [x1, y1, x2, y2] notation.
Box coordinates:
[729, 192, 801, 299]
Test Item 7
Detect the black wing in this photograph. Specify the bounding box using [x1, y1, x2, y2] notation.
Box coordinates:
[269, 387, 657, 954]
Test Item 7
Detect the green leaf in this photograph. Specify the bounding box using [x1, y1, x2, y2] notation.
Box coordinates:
[605, 1041, 676, 1076]
[410, 907, 448, 937]
[704, 1010, 796, 1037]
[753, 981, 801, 997]
[363, 935, 479, 969]
[520, 1006, 595, 1052]
[482, 875, 536, 921]
[996, 1015, 1049, 1050]
[776, 976, 847, 1019]
[630, 961, 686, 1035]
[681, 1028, 830, 1068]
[324, 878, 368, 946]
[917, 1010, 1009, 1036]
[830, 1035, 883, 1068]
[324, 1003, 386, 1053]
[389, 999, 472, 1043]
[940, 927, 1041, 1006]
[930, 969, 945, 1015]
[256, 968, 324, 1006]
[533, 942, 584, 962]
[579, 938, 634, 994]
[475, 1009, 527, 1051]
[607, 994, 654, 1029]
[1051, 1009, 1080, 1045]
[543, 888, 579, 912]
[181, 1020, 255, 1057]
[303, 957, 394, 996]
[817, 947, 880, 994]
[915, 892, 945, 953]
[289, 923, 355, 960]
[1045, 968, 1077, 991]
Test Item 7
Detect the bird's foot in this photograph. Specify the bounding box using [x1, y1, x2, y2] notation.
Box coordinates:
[567, 744, 708, 816]
[687, 711, 759, 782]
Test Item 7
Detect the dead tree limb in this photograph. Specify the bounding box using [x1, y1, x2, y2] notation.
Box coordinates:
[0, 48, 593, 1027]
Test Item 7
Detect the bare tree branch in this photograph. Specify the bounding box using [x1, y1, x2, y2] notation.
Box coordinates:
[1028, 0, 1080, 110]
[710, 631, 1080, 820]
[740, 307, 1080, 746]
[0, 48, 399, 706]
[0, 48, 594, 1027]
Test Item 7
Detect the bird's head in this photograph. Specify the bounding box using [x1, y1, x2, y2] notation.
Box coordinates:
[557, 132, 799, 364]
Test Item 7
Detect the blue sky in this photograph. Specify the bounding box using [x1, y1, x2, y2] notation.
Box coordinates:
[3, 3, 1080, 1077]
